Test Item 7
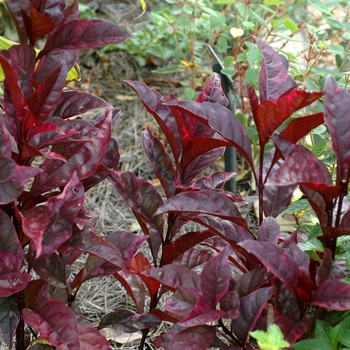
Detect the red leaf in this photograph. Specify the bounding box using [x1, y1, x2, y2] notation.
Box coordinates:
[196, 73, 228, 106]
[173, 248, 213, 270]
[77, 322, 111, 350]
[0, 158, 41, 204]
[310, 279, 350, 310]
[165, 287, 199, 319]
[169, 325, 216, 350]
[42, 19, 132, 55]
[274, 315, 308, 344]
[324, 75, 350, 182]
[28, 3, 55, 43]
[239, 240, 299, 288]
[142, 265, 200, 291]
[220, 290, 240, 320]
[232, 286, 276, 344]
[23, 298, 80, 350]
[257, 216, 280, 244]
[254, 36, 297, 102]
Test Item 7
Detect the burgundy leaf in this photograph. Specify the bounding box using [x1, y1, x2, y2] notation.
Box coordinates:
[220, 290, 240, 320]
[142, 265, 200, 291]
[266, 152, 332, 187]
[156, 189, 249, 231]
[239, 240, 299, 288]
[27, 3, 55, 43]
[41, 19, 132, 55]
[232, 286, 276, 344]
[125, 80, 182, 162]
[162, 231, 214, 265]
[51, 90, 112, 118]
[254, 36, 297, 102]
[257, 216, 280, 244]
[141, 128, 176, 198]
[196, 73, 228, 106]
[234, 267, 272, 297]
[165, 287, 199, 319]
[0, 158, 41, 204]
[324, 75, 350, 183]
[77, 317, 111, 350]
[275, 279, 301, 321]
[99, 309, 161, 333]
[23, 298, 80, 350]
[0, 296, 19, 348]
[31, 109, 112, 194]
[67, 227, 125, 269]
[23, 172, 84, 258]
[200, 246, 230, 306]
[189, 171, 236, 190]
[169, 325, 216, 350]
[165, 100, 254, 169]
[173, 248, 213, 270]
[5, 1, 31, 42]
[310, 279, 350, 310]
[280, 112, 324, 144]
[254, 90, 324, 146]
[31, 0, 66, 25]
[0, 120, 12, 158]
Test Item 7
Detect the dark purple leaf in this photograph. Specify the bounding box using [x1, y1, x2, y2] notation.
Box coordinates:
[200, 246, 230, 306]
[310, 279, 350, 310]
[275, 279, 301, 321]
[27, 63, 68, 121]
[33, 253, 67, 288]
[257, 216, 280, 243]
[162, 231, 214, 265]
[280, 112, 324, 144]
[99, 309, 160, 333]
[324, 75, 350, 183]
[23, 172, 84, 258]
[41, 19, 132, 55]
[165, 100, 254, 169]
[125, 80, 182, 162]
[31, 109, 112, 194]
[196, 73, 228, 106]
[142, 265, 200, 291]
[220, 290, 240, 320]
[51, 90, 112, 118]
[254, 36, 297, 102]
[31, 0, 66, 25]
[165, 287, 199, 319]
[0, 158, 41, 204]
[5, 1, 31, 42]
[141, 128, 176, 198]
[23, 298, 80, 350]
[156, 189, 249, 230]
[274, 315, 308, 344]
[239, 240, 299, 288]
[172, 248, 213, 270]
[77, 317, 111, 350]
[169, 325, 216, 350]
[27, 3, 55, 43]
[234, 267, 272, 297]
[189, 171, 236, 190]
[0, 120, 12, 158]
[0, 296, 19, 348]
[232, 286, 276, 344]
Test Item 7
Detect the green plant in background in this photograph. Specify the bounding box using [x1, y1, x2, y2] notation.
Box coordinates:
[250, 324, 290, 350]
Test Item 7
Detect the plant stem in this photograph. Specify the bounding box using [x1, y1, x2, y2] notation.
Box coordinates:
[16, 290, 25, 350]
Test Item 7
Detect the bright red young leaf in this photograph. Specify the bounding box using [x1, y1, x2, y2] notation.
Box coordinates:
[0, 296, 19, 348]
[324, 75, 350, 184]
[196, 73, 228, 106]
[23, 298, 80, 350]
[310, 279, 350, 310]
[232, 286, 276, 344]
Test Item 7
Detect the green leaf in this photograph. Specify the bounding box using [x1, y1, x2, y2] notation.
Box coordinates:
[246, 47, 262, 67]
[221, 67, 236, 76]
[283, 17, 299, 33]
[308, 0, 333, 15]
[223, 56, 235, 66]
[328, 45, 345, 55]
[264, 0, 284, 4]
[218, 37, 228, 53]
[292, 339, 332, 350]
[313, 124, 327, 135]
[242, 21, 255, 29]
[185, 87, 196, 100]
[325, 17, 344, 29]
[297, 238, 324, 252]
[215, 0, 236, 3]
[282, 198, 311, 214]
[250, 324, 290, 350]
[249, 9, 267, 26]
[152, 64, 180, 74]
[245, 68, 259, 86]
[312, 140, 328, 158]
[210, 13, 226, 29]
